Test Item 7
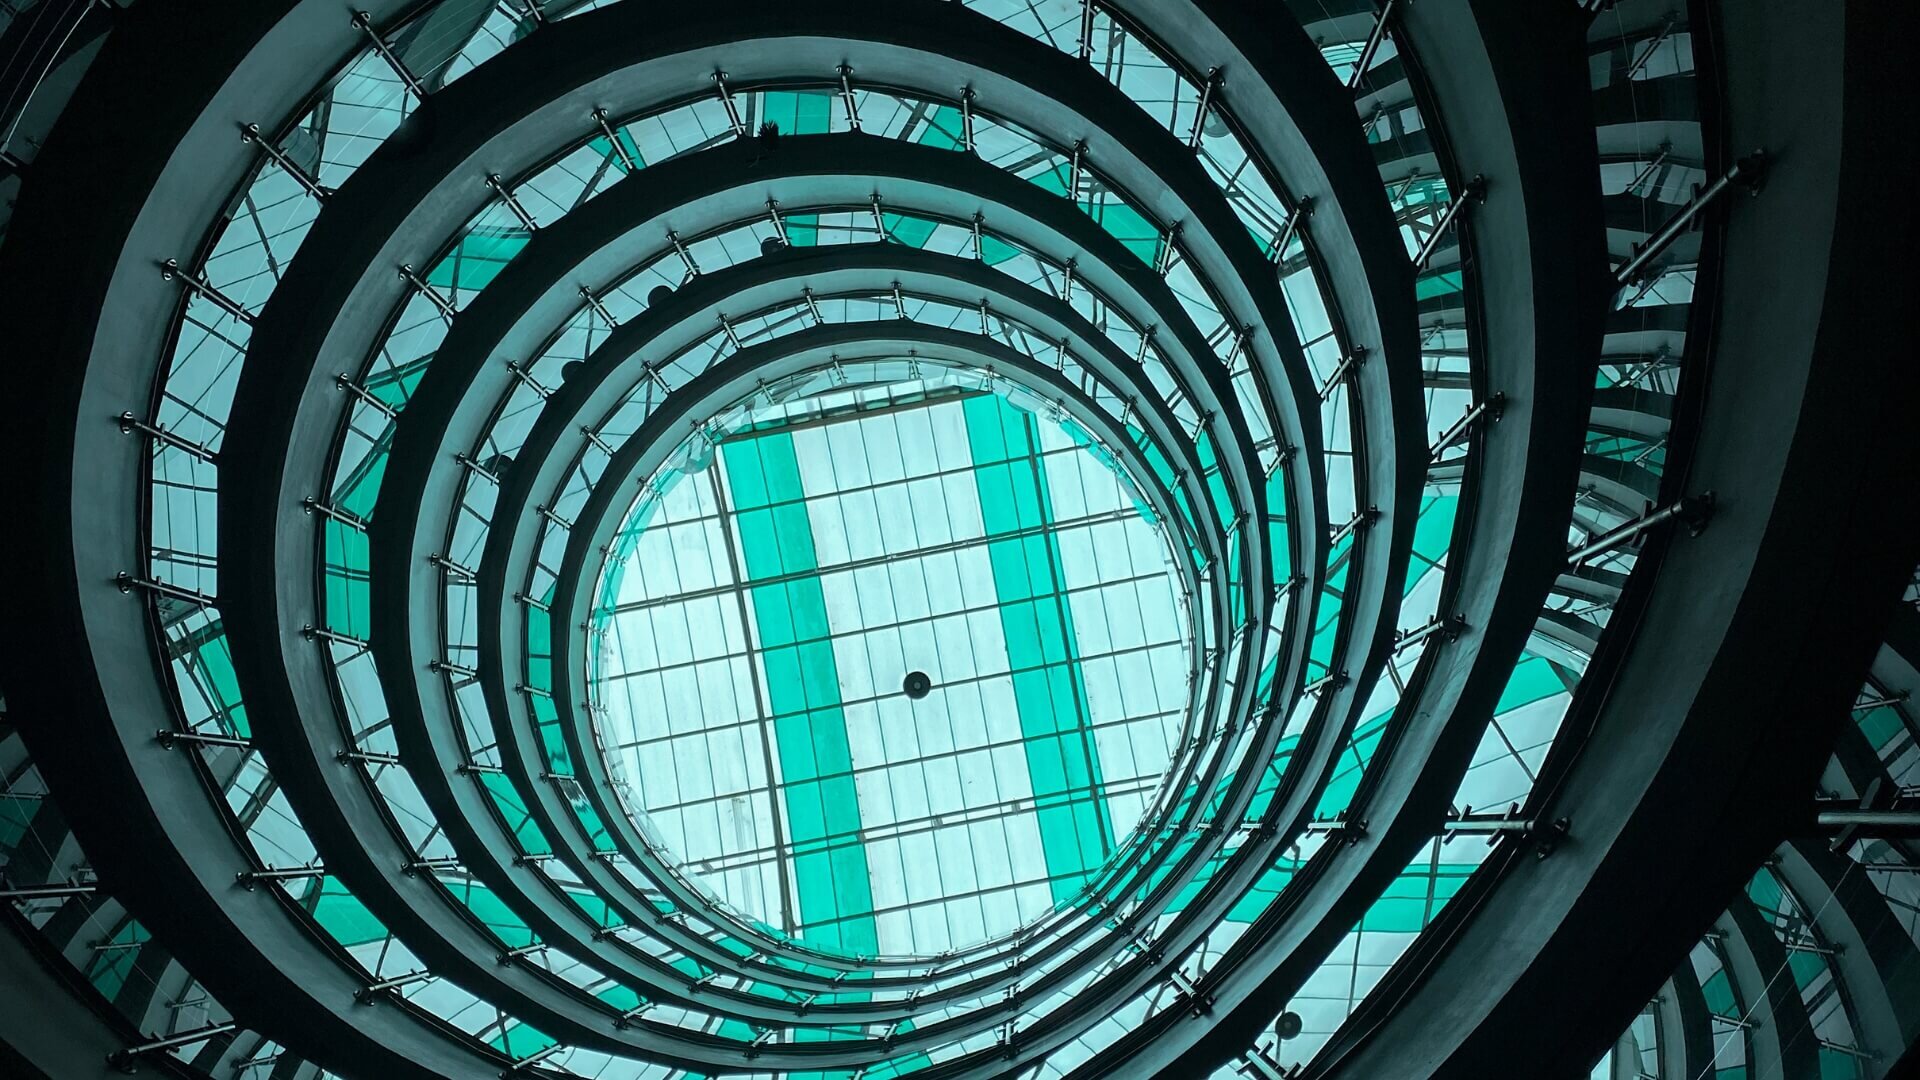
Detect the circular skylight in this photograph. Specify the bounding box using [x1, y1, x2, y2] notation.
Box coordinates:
[588, 358, 1194, 958]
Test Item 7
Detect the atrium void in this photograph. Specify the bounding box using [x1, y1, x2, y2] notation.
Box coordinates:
[0, 1, 1913, 1079]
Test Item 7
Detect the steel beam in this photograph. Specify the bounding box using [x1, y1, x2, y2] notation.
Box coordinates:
[1306, 2, 1920, 1074]
[217, 0, 1328, 1060]
[362, 132, 1265, 1011]
[1775, 840, 1920, 1075]
[0, 0, 513, 1075]
[1660, 962, 1719, 1080]
[0, 910, 206, 1080]
[395, 268, 1217, 1030]
[1131, 0, 1609, 1071]
[1718, 898, 1819, 1080]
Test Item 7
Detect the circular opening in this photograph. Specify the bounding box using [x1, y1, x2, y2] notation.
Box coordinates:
[902, 670, 932, 699]
[588, 358, 1195, 958]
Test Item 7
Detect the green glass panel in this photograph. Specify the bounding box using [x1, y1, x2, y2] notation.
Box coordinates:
[760, 91, 833, 248]
[304, 875, 389, 946]
[425, 225, 529, 292]
[480, 771, 552, 856]
[1858, 705, 1905, 752]
[443, 877, 536, 948]
[588, 127, 645, 175]
[1702, 969, 1738, 1015]
[85, 920, 149, 1000]
[721, 433, 878, 959]
[1406, 494, 1458, 595]
[1314, 707, 1393, 821]
[1025, 159, 1164, 266]
[171, 618, 252, 737]
[1414, 270, 1462, 300]
[0, 793, 35, 851]
[963, 395, 1112, 902]
[1496, 656, 1564, 713]
[489, 1022, 556, 1059]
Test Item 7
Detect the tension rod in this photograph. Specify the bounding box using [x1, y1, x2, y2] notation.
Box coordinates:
[350, 11, 425, 99]
[398, 263, 457, 320]
[117, 572, 216, 608]
[1816, 808, 1920, 834]
[1623, 13, 1679, 81]
[455, 452, 499, 485]
[1272, 197, 1313, 268]
[1615, 151, 1766, 285]
[1428, 391, 1506, 459]
[109, 1023, 238, 1070]
[118, 411, 218, 464]
[428, 552, 477, 579]
[1392, 613, 1466, 654]
[711, 71, 745, 136]
[1625, 142, 1672, 198]
[837, 64, 862, 131]
[1853, 691, 1910, 712]
[235, 863, 326, 889]
[486, 173, 538, 231]
[1187, 68, 1220, 149]
[161, 258, 253, 324]
[579, 284, 617, 327]
[503, 1043, 565, 1076]
[591, 108, 637, 171]
[498, 942, 549, 966]
[1318, 346, 1370, 401]
[1303, 669, 1348, 697]
[505, 360, 553, 399]
[1, 881, 96, 901]
[667, 228, 702, 278]
[302, 623, 369, 649]
[336, 373, 397, 419]
[614, 1000, 655, 1028]
[356, 968, 433, 1003]
[241, 122, 331, 199]
[1413, 176, 1485, 271]
[156, 728, 251, 751]
[1331, 506, 1380, 547]
[1347, 0, 1398, 91]
[303, 495, 367, 531]
[1566, 492, 1713, 564]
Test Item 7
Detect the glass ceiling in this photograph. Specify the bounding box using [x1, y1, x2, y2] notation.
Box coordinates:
[10, 0, 1674, 1071]
[590, 362, 1193, 960]
[3, 0, 1848, 1075]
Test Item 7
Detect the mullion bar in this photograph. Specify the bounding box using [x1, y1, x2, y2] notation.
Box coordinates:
[633, 703, 1182, 826]
[698, 771, 1169, 884]
[604, 566, 1172, 697]
[614, 635, 1186, 751]
[706, 464, 799, 935]
[963, 394, 1115, 903]
[607, 505, 1140, 618]
[720, 431, 879, 959]
[604, 438, 1108, 585]
[790, 815, 1165, 938]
